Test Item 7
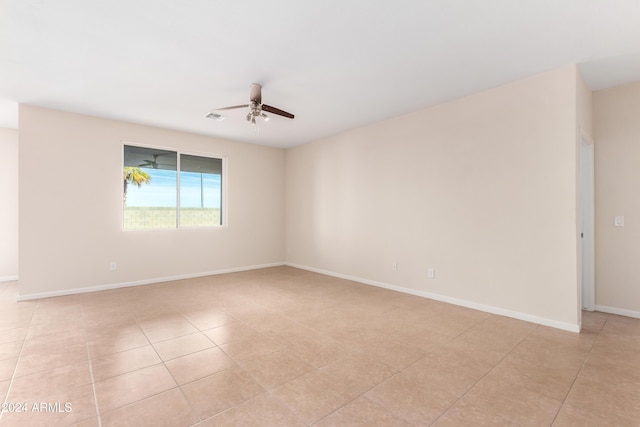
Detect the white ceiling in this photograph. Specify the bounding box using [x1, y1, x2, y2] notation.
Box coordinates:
[2, 0, 640, 148]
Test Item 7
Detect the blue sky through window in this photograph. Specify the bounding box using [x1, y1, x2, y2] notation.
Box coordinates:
[126, 169, 221, 208]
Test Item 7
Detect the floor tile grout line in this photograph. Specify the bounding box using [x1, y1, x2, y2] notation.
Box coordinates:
[88, 342, 151, 363]
[98, 386, 195, 422]
[309, 373, 405, 426]
[427, 323, 542, 426]
[140, 316, 205, 425]
[0, 295, 33, 422]
[309, 335, 459, 426]
[548, 317, 606, 426]
[160, 295, 306, 424]
[92, 340, 202, 423]
[206, 389, 308, 426]
[81, 302, 103, 427]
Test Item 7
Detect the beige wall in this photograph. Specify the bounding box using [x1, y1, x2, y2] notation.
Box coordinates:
[286, 66, 582, 330]
[0, 128, 19, 280]
[18, 105, 285, 298]
[577, 73, 593, 138]
[594, 81, 640, 316]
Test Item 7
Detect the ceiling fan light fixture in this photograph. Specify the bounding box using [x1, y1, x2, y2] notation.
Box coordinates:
[261, 112, 269, 121]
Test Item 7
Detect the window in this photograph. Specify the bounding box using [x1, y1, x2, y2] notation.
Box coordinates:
[123, 144, 223, 230]
[179, 154, 223, 227]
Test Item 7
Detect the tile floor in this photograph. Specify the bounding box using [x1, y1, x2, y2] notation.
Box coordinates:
[0, 266, 638, 426]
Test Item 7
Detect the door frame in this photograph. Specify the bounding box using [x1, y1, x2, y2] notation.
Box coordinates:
[580, 132, 595, 312]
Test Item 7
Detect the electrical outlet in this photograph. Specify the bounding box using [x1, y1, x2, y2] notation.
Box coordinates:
[427, 268, 435, 279]
[109, 262, 117, 271]
[392, 262, 397, 271]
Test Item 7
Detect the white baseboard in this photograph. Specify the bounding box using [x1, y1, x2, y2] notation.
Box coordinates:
[15, 261, 585, 333]
[286, 262, 580, 333]
[16, 263, 284, 301]
[0, 275, 18, 283]
[595, 304, 640, 319]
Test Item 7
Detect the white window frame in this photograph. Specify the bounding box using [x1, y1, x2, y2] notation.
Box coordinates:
[122, 141, 227, 230]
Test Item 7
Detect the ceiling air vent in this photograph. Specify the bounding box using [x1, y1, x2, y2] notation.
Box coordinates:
[204, 112, 225, 121]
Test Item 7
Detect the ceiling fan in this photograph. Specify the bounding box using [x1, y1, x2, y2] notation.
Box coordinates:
[139, 154, 173, 169]
[205, 83, 295, 124]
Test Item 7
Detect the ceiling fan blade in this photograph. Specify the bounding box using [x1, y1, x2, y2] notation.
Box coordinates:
[262, 104, 295, 119]
[213, 104, 249, 111]
[250, 83, 262, 104]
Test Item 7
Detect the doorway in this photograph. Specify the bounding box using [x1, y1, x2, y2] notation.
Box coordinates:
[580, 135, 595, 311]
